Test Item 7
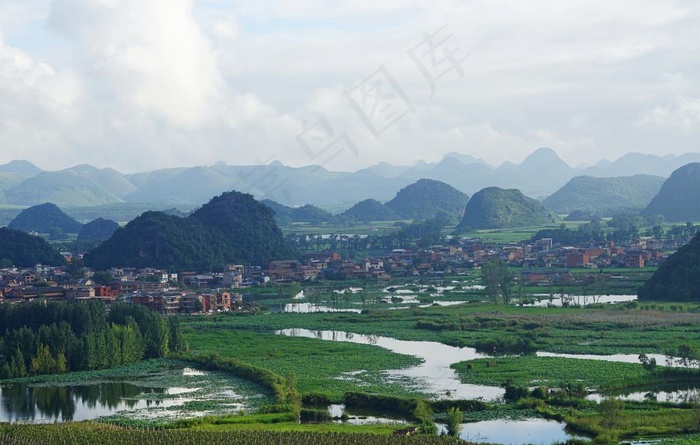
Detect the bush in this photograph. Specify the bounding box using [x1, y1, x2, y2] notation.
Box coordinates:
[299, 408, 331, 423]
[504, 383, 530, 402]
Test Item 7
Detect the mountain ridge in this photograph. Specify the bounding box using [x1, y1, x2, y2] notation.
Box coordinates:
[1, 149, 698, 209]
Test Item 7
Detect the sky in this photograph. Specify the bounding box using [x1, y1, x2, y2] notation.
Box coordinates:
[0, 0, 698, 173]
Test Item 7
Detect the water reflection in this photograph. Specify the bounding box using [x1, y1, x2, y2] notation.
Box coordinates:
[268, 303, 362, 314]
[438, 418, 576, 444]
[326, 404, 408, 425]
[589, 384, 700, 404]
[0, 382, 166, 422]
[525, 294, 637, 307]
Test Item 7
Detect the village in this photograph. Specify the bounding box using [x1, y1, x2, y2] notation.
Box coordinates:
[0, 231, 673, 313]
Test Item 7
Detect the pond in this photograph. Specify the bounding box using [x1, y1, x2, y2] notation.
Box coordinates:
[268, 303, 362, 314]
[0, 381, 177, 422]
[327, 404, 409, 425]
[525, 294, 637, 307]
[0, 365, 274, 423]
[588, 383, 700, 404]
[438, 418, 579, 444]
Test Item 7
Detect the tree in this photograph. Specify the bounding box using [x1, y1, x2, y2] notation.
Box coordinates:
[675, 344, 697, 368]
[92, 271, 113, 286]
[445, 407, 463, 437]
[481, 261, 501, 302]
[638, 354, 657, 372]
[599, 398, 624, 429]
[481, 260, 514, 304]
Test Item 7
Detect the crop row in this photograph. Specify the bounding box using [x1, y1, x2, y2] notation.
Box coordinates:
[0, 425, 461, 445]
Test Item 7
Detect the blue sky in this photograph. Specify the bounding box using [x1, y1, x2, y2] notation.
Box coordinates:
[0, 0, 698, 173]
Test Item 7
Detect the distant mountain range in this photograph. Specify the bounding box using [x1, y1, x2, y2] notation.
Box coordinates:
[2, 149, 700, 211]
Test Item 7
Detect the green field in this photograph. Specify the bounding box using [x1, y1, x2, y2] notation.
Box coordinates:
[182, 327, 423, 399]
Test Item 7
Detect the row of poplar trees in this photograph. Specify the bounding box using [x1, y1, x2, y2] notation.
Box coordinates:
[0, 300, 187, 379]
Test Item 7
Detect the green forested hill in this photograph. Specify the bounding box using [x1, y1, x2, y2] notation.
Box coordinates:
[340, 199, 400, 222]
[84, 191, 292, 270]
[543, 175, 665, 214]
[385, 178, 469, 222]
[77, 218, 120, 242]
[8, 203, 83, 234]
[0, 227, 65, 267]
[460, 187, 555, 229]
[642, 163, 700, 221]
[639, 232, 700, 301]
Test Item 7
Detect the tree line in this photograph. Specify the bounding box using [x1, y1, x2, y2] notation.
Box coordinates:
[285, 217, 450, 257]
[0, 301, 186, 379]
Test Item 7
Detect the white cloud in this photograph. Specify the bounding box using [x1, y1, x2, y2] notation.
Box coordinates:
[49, 0, 225, 128]
[212, 14, 240, 40]
[640, 96, 700, 131]
[0, 0, 699, 172]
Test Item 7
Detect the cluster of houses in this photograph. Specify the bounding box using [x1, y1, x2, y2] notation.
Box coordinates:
[267, 236, 668, 282]
[0, 234, 671, 312]
[0, 264, 256, 314]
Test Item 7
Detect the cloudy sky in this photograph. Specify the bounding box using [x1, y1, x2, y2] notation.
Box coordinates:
[0, 0, 698, 173]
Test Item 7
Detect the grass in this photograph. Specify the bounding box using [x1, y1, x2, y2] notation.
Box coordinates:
[566, 405, 700, 440]
[195, 416, 405, 434]
[281, 221, 410, 236]
[191, 300, 700, 356]
[183, 326, 424, 399]
[451, 356, 662, 390]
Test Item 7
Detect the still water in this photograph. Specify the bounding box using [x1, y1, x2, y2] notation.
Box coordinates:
[438, 418, 575, 444]
[0, 381, 181, 423]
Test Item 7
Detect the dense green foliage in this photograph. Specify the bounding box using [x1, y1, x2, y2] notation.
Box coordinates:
[0, 227, 66, 266]
[289, 205, 337, 225]
[530, 220, 606, 245]
[543, 174, 665, 214]
[83, 212, 221, 270]
[639, 232, 700, 301]
[643, 162, 700, 221]
[385, 179, 469, 222]
[339, 199, 400, 223]
[84, 191, 292, 270]
[480, 260, 515, 303]
[460, 187, 555, 229]
[189, 191, 293, 263]
[8, 202, 82, 234]
[0, 301, 184, 379]
[77, 218, 119, 242]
